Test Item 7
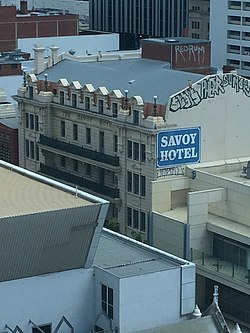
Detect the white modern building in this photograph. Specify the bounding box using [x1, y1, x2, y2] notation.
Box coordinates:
[0, 160, 200, 333]
[210, 0, 250, 77]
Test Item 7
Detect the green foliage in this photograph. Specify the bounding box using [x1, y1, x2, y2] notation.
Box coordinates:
[105, 218, 120, 232]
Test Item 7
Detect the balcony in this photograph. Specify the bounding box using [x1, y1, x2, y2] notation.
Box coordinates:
[40, 164, 120, 199]
[38, 135, 120, 169]
[191, 248, 250, 287]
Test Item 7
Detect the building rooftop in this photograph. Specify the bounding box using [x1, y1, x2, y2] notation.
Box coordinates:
[39, 58, 204, 105]
[94, 229, 191, 278]
[0, 117, 18, 128]
[0, 163, 92, 218]
[0, 160, 108, 282]
[143, 37, 211, 45]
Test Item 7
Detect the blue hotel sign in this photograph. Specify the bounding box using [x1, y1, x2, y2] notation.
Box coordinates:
[157, 127, 201, 168]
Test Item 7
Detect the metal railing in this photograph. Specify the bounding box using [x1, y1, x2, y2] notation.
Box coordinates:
[40, 164, 120, 199]
[39, 135, 120, 167]
[190, 248, 250, 285]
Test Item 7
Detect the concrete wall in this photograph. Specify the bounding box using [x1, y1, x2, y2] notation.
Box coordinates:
[187, 164, 250, 230]
[210, 0, 227, 70]
[152, 212, 185, 258]
[18, 34, 119, 57]
[167, 73, 250, 162]
[119, 268, 193, 333]
[0, 267, 95, 333]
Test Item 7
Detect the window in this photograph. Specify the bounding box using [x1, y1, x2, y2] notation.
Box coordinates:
[140, 212, 146, 232]
[30, 141, 35, 160]
[127, 171, 132, 192]
[140, 175, 146, 196]
[26, 140, 38, 160]
[86, 127, 91, 144]
[85, 96, 90, 111]
[191, 33, 200, 39]
[127, 172, 146, 196]
[25, 113, 39, 131]
[72, 93, 77, 107]
[60, 120, 65, 137]
[32, 324, 51, 333]
[60, 155, 66, 167]
[25, 113, 29, 128]
[127, 207, 147, 231]
[59, 91, 65, 105]
[133, 142, 139, 161]
[133, 209, 139, 229]
[127, 207, 132, 227]
[127, 140, 132, 158]
[26, 139, 29, 157]
[113, 135, 118, 152]
[99, 131, 104, 153]
[30, 114, 34, 130]
[112, 102, 118, 118]
[133, 173, 139, 195]
[101, 284, 114, 319]
[35, 144, 39, 161]
[140, 143, 146, 162]
[73, 124, 78, 141]
[98, 99, 104, 114]
[127, 140, 146, 162]
[73, 159, 78, 172]
[191, 21, 200, 29]
[133, 110, 140, 125]
[35, 115, 39, 131]
[86, 163, 91, 176]
[29, 86, 33, 99]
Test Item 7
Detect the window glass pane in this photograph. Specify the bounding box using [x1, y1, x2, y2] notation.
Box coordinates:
[140, 175, 146, 196]
[133, 173, 139, 194]
[35, 115, 39, 131]
[61, 121, 65, 137]
[30, 114, 34, 130]
[102, 284, 107, 301]
[108, 287, 113, 305]
[127, 140, 132, 158]
[25, 113, 29, 128]
[127, 172, 132, 192]
[133, 142, 139, 160]
[127, 207, 132, 227]
[133, 209, 139, 229]
[85, 96, 90, 110]
[140, 212, 146, 232]
[30, 141, 34, 159]
[73, 124, 78, 141]
[140, 143, 146, 162]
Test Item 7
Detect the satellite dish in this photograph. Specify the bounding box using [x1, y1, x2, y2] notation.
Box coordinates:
[69, 49, 76, 55]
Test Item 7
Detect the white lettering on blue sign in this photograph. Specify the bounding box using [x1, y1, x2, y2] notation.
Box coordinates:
[157, 127, 200, 168]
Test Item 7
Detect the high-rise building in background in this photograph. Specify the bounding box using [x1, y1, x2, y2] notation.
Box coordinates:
[210, 0, 250, 77]
[189, 0, 210, 40]
[89, 0, 189, 49]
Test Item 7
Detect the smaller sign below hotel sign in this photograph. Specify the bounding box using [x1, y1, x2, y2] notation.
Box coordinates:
[157, 127, 201, 168]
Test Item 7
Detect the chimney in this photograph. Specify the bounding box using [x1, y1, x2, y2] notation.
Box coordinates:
[50, 45, 60, 65]
[33, 45, 46, 74]
[20, 1, 28, 14]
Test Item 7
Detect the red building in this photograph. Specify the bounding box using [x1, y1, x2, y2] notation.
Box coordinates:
[0, 1, 79, 52]
[142, 37, 211, 75]
[0, 118, 19, 165]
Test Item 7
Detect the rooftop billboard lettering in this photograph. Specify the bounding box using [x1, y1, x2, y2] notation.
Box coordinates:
[169, 73, 250, 112]
[157, 127, 200, 168]
[175, 44, 205, 65]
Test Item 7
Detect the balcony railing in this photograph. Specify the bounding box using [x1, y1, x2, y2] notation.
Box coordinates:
[39, 135, 120, 167]
[191, 248, 250, 286]
[40, 164, 120, 199]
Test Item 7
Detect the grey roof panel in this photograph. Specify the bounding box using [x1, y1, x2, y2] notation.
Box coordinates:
[41, 58, 204, 105]
[94, 230, 180, 278]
